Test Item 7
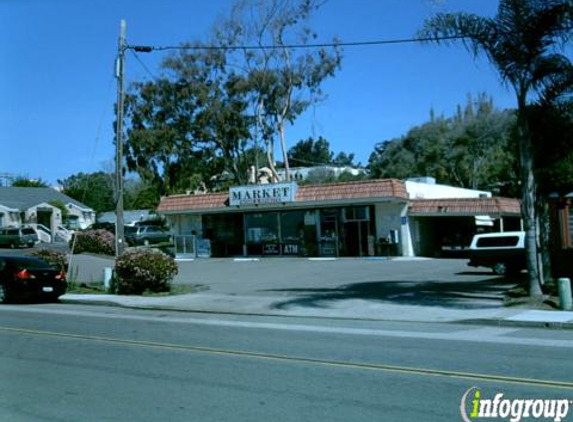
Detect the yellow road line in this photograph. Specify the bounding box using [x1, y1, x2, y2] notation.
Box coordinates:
[1, 325, 572, 390]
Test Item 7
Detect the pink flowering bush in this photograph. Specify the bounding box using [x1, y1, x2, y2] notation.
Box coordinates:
[73, 229, 115, 256]
[29, 248, 68, 271]
[114, 249, 178, 295]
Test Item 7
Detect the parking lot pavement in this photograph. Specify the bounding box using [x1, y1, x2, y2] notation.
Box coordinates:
[172, 257, 517, 308]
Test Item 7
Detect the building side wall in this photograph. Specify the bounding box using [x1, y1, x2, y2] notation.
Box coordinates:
[67, 206, 96, 229]
[0, 210, 19, 227]
[374, 203, 412, 256]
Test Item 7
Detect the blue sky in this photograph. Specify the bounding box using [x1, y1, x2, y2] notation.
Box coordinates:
[1, 0, 516, 185]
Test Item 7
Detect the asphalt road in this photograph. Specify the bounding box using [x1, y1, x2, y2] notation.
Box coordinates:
[1, 304, 572, 422]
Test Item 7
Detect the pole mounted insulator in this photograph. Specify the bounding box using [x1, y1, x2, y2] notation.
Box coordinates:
[132, 46, 153, 53]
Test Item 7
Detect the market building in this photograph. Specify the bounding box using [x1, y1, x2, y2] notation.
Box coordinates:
[157, 178, 521, 259]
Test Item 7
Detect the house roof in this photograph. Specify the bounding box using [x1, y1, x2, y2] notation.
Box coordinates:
[408, 197, 521, 216]
[158, 179, 408, 213]
[0, 187, 93, 212]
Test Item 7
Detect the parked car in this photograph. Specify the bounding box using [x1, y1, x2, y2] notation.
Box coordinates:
[0, 227, 39, 249]
[87, 222, 115, 233]
[125, 225, 173, 246]
[467, 231, 526, 275]
[0, 255, 67, 303]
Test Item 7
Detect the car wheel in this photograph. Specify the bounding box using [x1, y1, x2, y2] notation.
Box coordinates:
[493, 262, 508, 276]
[144, 239, 150, 246]
[27, 242, 34, 248]
[9, 242, 16, 249]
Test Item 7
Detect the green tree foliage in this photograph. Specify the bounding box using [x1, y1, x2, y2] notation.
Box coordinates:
[124, 179, 161, 210]
[288, 136, 359, 168]
[58, 172, 115, 214]
[369, 94, 517, 195]
[333, 151, 357, 167]
[419, 0, 573, 295]
[11, 178, 48, 188]
[288, 136, 333, 166]
[531, 101, 573, 196]
[59, 171, 162, 212]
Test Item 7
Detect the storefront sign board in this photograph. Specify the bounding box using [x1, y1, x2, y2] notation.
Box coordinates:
[230, 182, 298, 206]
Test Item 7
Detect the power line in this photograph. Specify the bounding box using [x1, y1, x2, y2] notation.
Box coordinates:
[127, 34, 467, 53]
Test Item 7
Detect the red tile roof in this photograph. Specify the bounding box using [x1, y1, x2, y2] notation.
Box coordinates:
[158, 192, 229, 213]
[296, 179, 407, 202]
[409, 197, 521, 216]
[158, 179, 408, 213]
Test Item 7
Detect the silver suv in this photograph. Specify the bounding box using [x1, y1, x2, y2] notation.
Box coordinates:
[125, 225, 172, 246]
[0, 227, 39, 249]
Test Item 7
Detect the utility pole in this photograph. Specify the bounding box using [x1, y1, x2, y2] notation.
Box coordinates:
[114, 19, 126, 257]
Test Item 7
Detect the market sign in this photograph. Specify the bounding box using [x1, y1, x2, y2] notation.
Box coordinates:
[229, 182, 298, 206]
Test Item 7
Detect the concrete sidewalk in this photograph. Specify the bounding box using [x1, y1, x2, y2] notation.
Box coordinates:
[60, 291, 573, 328]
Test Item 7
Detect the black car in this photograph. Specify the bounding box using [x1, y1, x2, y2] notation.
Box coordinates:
[0, 256, 67, 303]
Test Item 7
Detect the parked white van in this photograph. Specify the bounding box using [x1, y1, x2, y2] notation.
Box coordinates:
[467, 231, 526, 275]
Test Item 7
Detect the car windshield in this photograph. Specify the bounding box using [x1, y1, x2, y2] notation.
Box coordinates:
[125, 226, 137, 234]
[22, 228, 36, 235]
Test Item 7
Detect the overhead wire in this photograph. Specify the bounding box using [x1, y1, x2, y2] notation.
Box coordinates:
[129, 50, 158, 81]
[127, 34, 468, 53]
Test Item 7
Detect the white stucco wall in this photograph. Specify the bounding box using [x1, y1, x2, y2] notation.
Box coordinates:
[405, 181, 491, 199]
[374, 202, 413, 256]
[0, 206, 19, 227]
[67, 204, 96, 229]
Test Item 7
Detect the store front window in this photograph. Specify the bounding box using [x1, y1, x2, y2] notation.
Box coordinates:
[245, 212, 279, 255]
[203, 214, 244, 257]
[281, 210, 316, 256]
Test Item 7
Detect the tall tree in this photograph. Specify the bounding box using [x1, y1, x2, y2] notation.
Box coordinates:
[124, 48, 242, 195]
[216, 0, 342, 181]
[418, 0, 573, 296]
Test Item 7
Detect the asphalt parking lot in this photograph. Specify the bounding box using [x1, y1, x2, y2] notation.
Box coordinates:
[173, 257, 520, 310]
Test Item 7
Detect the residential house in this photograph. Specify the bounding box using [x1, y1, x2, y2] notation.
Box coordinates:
[0, 187, 96, 238]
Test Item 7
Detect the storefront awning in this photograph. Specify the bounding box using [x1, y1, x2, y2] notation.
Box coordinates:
[158, 179, 409, 214]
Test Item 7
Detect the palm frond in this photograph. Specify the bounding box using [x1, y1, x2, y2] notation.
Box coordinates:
[417, 13, 498, 58]
[532, 54, 573, 105]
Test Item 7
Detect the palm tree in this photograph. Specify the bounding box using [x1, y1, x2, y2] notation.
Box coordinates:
[418, 0, 573, 296]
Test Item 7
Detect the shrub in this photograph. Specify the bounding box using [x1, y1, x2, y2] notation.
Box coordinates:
[114, 249, 178, 295]
[72, 229, 115, 256]
[29, 248, 68, 271]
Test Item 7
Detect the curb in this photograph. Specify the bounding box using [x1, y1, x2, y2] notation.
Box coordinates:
[458, 318, 573, 330]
